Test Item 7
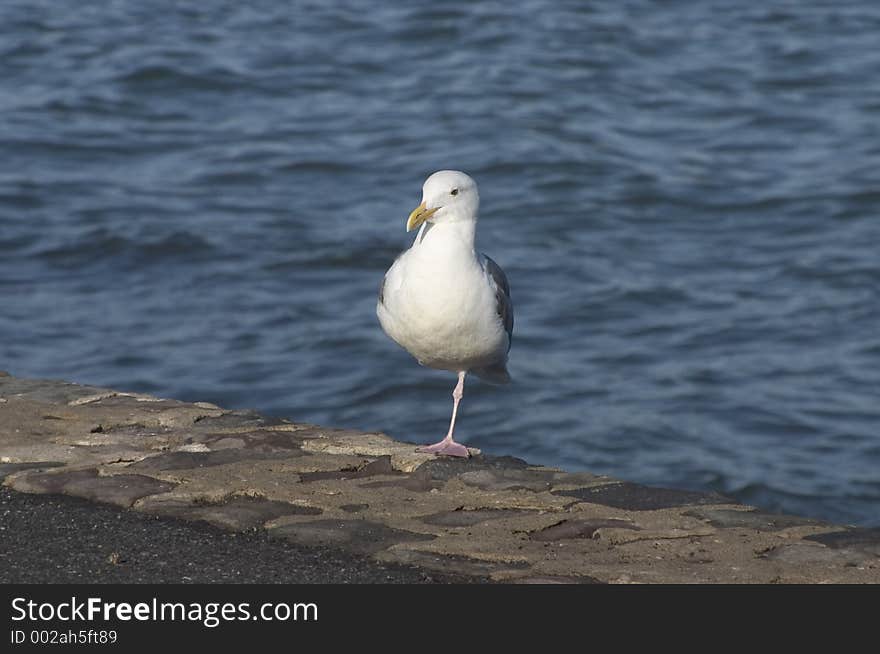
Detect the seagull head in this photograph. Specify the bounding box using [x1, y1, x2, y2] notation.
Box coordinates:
[406, 170, 479, 232]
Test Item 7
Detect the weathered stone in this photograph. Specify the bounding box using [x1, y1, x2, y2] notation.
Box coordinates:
[805, 528, 880, 557]
[136, 495, 322, 531]
[340, 503, 369, 513]
[9, 468, 174, 508]
[68, 395, 224, 428]
[380, 549, 530, 576]
[416, 455, 529, 482]
[300, 431, 436, 472]
[421, 508, 536, 527]
[2, 374, 879, 584]
[359, 467, 440, 492]
[268, 519, 435, 555]
[529, 518, 639, 541]
[129, 446, 303, 472]
[299, 455, 397, 482]
[458, 468, 555, 492]
[190, 410, 290, 431]
[761, 542, 869, 566]
[0, 461, 65, 480]
[549, 471, 612, 488]
[555, 482, 731, 510]
[200, 429, 308, 451]
[684, 507, 825, 532]
[0, 376, 117, 405]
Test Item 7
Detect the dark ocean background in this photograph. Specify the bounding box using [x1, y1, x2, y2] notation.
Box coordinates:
[2, 1, 878, 526]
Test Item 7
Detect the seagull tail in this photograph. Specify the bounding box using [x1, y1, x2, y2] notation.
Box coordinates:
[472, 364, 511, 385]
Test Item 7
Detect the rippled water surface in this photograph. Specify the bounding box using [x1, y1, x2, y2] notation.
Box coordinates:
[2, 2, 878, 526]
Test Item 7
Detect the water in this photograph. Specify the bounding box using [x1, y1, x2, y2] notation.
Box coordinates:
[2, 1, 878, 527]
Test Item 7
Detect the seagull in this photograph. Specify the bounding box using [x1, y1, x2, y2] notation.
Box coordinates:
[377, 170, 514, 458]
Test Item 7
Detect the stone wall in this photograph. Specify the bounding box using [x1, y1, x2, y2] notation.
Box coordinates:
[1, 372, 877, 583]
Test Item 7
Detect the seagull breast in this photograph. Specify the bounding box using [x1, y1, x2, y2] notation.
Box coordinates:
[377, 171, 513, 382]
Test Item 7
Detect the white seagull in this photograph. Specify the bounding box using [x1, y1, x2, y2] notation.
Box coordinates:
[377, 170, 514, 457]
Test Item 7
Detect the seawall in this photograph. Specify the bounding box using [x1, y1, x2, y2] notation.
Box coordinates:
[1, 372, 877, 583]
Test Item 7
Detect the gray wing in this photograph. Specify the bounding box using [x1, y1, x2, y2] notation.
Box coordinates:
[481, 254, 514, 350]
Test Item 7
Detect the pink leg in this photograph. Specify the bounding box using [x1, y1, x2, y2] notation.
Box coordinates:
[416, 371, 470, 458]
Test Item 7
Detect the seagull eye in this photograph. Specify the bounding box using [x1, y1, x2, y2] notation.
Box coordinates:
[450, 188, 459, 196]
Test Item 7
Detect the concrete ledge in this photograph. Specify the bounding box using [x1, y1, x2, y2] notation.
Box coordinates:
[1, 372, 877, 583]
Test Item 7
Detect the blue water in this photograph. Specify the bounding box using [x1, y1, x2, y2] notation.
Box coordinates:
[2, 2, 878, 526]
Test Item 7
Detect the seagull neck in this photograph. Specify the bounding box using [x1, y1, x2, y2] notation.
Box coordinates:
[415, 219, 476, 255]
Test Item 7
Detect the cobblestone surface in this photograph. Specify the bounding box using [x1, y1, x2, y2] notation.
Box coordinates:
[2, 374, 878, 583]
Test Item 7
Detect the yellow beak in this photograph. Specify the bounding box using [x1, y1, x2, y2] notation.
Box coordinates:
[406, 201, 439, 232]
